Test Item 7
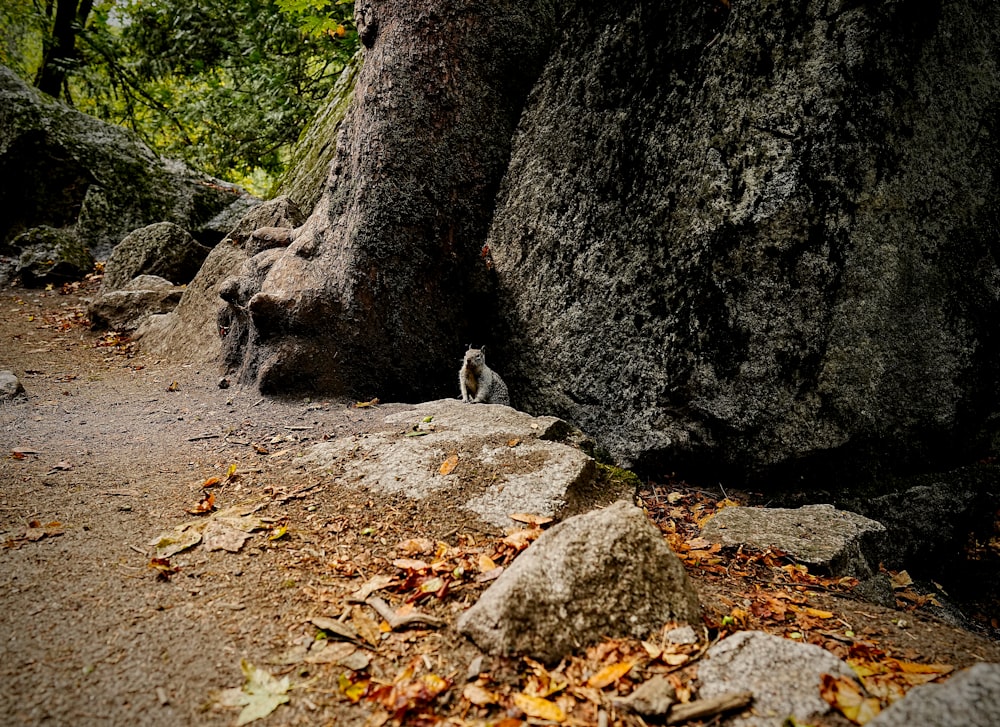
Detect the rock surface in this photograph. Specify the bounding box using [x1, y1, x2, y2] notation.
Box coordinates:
[9, 225, 94, 286]
[0, 369, 25, 400]
[866, 662, 1000, 727]
[0, 66, 250, 263]
[137, 197, 306, 365]
[303, 399, 612, 528]
[697, 631, 858, 727]
[87, 275, 183, 332]
[700, 504, 887, 578]
[457, 500, 701, 664]
[489, 0, 1000, 485]
[101, 223, 210, 292]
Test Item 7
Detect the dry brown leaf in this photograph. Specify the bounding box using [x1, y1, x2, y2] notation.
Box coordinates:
[509, 513, 554, 526]
[396, 538, 434, 556]
[439, 454, 459, 475]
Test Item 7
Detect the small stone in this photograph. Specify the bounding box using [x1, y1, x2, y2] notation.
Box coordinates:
[0, 370, 26, 400]
[218, 377, 230, 389]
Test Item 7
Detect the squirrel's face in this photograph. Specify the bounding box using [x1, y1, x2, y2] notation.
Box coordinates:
[465, 349, 485, 368]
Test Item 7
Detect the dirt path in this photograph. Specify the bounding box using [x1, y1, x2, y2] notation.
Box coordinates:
[2, 283, 999, 727]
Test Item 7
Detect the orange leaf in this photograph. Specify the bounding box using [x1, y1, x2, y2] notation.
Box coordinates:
[439, 454, 459, 476]
[202, 476, 222, 488]
[804, 607, 835, 619]
[820, 673, 881, 724]
[477, 553, 498, 572]
[587, 661, 632, 689]
[513, 693, 565, 722]
[186, 492, 215, 514]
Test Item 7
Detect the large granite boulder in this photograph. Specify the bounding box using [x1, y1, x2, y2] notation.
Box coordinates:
[488, 1, 1000, 486]
[100, 222, 210, 292]
[0, 65, 253, 268]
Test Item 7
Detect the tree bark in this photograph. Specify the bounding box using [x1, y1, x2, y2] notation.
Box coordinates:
[219, 0, 556, 399]
[36, 0, 92, 99]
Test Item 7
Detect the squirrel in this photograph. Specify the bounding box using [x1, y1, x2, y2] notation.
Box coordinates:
[459, 346, 510, 406]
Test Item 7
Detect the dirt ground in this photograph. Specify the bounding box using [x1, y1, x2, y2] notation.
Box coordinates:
[2, 282, 999, 727]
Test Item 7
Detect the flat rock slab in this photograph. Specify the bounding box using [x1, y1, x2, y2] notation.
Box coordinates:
[698, 631, 858, 727]
[457, 500, 701, 664]
[867, 662, 1000, 727]
[304, 399, 605, 527]
[700, 504, 886, 578]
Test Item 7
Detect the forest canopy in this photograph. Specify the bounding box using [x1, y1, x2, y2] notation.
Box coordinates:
[0, 0, 359, 194]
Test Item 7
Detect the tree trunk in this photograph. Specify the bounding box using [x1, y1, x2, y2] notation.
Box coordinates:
[36, 0, 92, 99]
[219, 0, 556, 398]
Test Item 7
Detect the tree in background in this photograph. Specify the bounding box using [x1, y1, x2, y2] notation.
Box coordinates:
[1, 0, 358, 193]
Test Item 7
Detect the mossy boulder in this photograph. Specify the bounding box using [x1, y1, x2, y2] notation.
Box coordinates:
[0, 65, 254, 265]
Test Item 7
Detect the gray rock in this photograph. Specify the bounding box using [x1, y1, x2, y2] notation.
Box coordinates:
[700, 504, 886, 578]
[0, 370, 25, 400]
[101, 222, 209, 292]
[489, 1, 1000, 485]
[457, 500, 701, 664]
[303, 399, 609, 528]
[0, 66, 251, 261]
[195, 195, 263, 247]
[137, 197, 305, 364]
[866, 662, 1000, 727]
[88, 275, 183, 332]
[698, 631, 858, 727]
[11, 226, 94, 286]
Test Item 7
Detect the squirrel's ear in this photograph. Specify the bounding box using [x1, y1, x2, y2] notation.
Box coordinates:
[481, 346, 486, 354]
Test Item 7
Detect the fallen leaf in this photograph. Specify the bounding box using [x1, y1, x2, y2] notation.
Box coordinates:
[507, 438, 521, 447]
[202, 476, 222, 488]
[186, 491, 215, 515]
[477, 553, 498, 572]
[513, 693, 565, 722]
[268, 525, 288, 541]
[890, 570, 913, 589]
[218, 659, 290, 726]
[310, 616, 363, 645]
[150, 525, 202, 558]
[350, 605, 381, 647]
[820, 673, 881, 725]
[203, 519, 254, 552]
[587, 661, 633, 689]
[396, 538, 434, 556]
[509, 513, 554, 527]
[225, 463, 238, 480]
[149, 557, 179, 580]
[463, 682, 496, 706]
[350, 574, 395, 602]
[305, 641, 370, 670]
[439, 454, 459, 475]
[355, 398, 380, 408]
[166, 381, 179, 392]
[393, 557, 430, 571]
[338, 672, 369, 702]
[803, 607, 835, 619]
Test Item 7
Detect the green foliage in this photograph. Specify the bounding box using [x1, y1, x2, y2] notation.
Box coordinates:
[0, 0, 47, 78]
[2, 0, 358, 194]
